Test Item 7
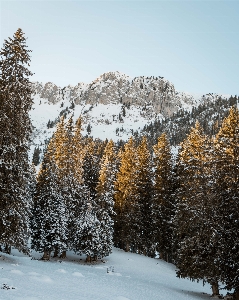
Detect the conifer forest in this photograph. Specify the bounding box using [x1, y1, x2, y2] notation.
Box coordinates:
[1, 29, 239, 299]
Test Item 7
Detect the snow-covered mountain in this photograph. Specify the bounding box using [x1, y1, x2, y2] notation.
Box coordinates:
[29, 71, 230, 161]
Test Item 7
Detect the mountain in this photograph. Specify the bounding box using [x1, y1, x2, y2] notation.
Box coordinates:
[29, 71, 234, 163]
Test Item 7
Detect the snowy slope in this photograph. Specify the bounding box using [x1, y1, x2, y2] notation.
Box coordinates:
[29, 92, 161, 161]
[29, 72, 231, 163]
[0, 247, 217, 300]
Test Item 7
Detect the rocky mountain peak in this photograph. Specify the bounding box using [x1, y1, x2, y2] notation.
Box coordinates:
[31, 72, 198, 117]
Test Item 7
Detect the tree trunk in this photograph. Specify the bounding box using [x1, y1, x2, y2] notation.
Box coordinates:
[53, 248, 58, 258]
[4, 244, 11, 255]
[86, 255, 91, 263]
[60, 250, 66, 259]
[211, 282, 219, 296]
[125, 243, 130, 252]
[160, 251, 164, 260]
[234, 288, 239, 300]
[42, 250, 50, 260]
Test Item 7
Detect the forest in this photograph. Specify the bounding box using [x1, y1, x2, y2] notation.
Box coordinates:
[0, 29, 239, 300]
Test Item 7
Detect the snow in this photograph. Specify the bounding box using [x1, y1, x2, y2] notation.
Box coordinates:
[0, 247, 215, 300]
[29, 93, 157, 164]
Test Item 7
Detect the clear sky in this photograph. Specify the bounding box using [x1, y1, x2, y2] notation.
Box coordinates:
[1, 0, 239, 95]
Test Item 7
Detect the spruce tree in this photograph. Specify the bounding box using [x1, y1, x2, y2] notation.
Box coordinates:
[31, 140, 68, 260]
[152, 133, 175, 261]
[53, 116, 88, 257]
[69, 117, 90, 255]
[114, 137, 137, 251]
[175, 121, 221, 296]
[95, 140, 117, 258]
[213, 107, 239, 299]
[83, 138, 100, 201]
[0, 29, 33, 253]
[134, 136, 153, 256]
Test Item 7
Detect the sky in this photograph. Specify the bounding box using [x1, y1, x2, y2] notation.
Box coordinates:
[1, 0, 239, 95]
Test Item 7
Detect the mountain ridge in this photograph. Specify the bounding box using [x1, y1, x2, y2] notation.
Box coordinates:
[29, 71, 234, 164]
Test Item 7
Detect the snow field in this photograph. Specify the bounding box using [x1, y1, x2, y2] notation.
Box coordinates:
[0, 247, 213, 300]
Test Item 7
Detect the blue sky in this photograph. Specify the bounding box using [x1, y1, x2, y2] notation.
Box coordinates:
[1, 0, 238, 95]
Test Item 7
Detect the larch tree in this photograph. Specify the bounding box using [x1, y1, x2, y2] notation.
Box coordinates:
[0, 29, 33, 254]
[152, 133, 175, 261]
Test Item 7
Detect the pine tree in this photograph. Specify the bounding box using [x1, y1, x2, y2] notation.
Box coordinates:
[31, 139, 68, 260]
[213, 107, 239, 299]
[114, 137, 137, 251]
[32, 146, 41, 166]
[152, 133, 175, 261]
[78, 197, 101, 262]
[134, 136, 153, 256]
[0, 29, 33, 253]
[68, 117, 90, 255]
[82, 138, 103, 201]
[175, 121, 221, 295]
[95, 140, 117, 258]
[53, 116, 89, 257]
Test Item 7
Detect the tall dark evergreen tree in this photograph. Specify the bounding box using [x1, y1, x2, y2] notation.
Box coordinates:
[114, 137, 137, 251]
[0, 29, 33, 253]
[31, 140, 68, 260]
[213, 107, 239, 299]
[175, 121, 221, 296]
[152, 133, 175, 261]
[95, 140, 117, 258]
[134, 136, 153, 256]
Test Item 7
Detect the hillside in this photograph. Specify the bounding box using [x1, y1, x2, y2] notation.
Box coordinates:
[0, 247, 217, 300]
[29, 71, 233, 163]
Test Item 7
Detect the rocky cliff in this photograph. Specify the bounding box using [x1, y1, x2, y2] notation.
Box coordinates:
[31, 71, 196, 118]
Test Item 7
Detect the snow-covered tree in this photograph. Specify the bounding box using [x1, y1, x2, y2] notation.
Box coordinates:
[0, 29, 33, 254]
[213, 107, 239, 299]
[134, 136, 153, 255]
[78, 199, 101, 262]
[95, 140, 117, 258]
[175, 121, 221, 296]
[114, 137, 138, 251]
[31, 140, 68, 260]
[152, 133, 175, 261]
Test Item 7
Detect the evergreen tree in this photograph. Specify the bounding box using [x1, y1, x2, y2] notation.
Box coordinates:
[78, 197, 101, 262]
[134, 136, 153, 255]
[31, 140, 68, 260]
[82, 138, 102, 201]
[95, 140, 117, 258]
[53, 116, 89, 257]
[114, 137, 137, 251]
[32, 146, 41, 166]
[0, 29, 33, 253]
[152, 133, 175, 261]
[68, 117, 90, 255]
[213, 107, 239, 299]
[175, 121, 221, 295]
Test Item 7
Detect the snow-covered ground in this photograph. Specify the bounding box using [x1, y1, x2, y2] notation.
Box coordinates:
[0, 247, 215, 300]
